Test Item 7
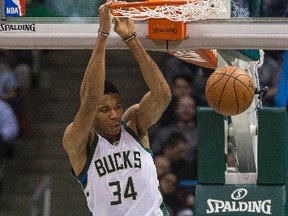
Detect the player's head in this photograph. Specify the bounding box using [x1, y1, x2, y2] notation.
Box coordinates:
[94, 80, 123, 142]
[104, 80, 120, 95]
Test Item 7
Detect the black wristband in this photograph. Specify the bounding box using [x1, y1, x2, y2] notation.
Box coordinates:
[123, 32, 137, 43]
[98, 29, 110, 37]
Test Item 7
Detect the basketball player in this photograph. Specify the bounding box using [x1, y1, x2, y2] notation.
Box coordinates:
[62, 0, 172, 215]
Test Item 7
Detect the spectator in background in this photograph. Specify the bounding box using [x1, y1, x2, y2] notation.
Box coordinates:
[260, 0, 273, 17]
[154, 155, 171, 178]
[10, 50, 33, 90]
[0, 99, 19, 159]
[0, 50, 30, 136]
[158, 172, 182, 216]
[258, 50, 284, 106]
[156, 132, 196, 216]
[0, 98, 19, 195]
[162, 55, 209, 109]
[171, 74, 194, 98]
[151, 94, 198, 164]
[159, 74, 194, 126]
[0, 54, 20, 103]
[163, 55, 200, 86]
[260, 0, 288, 17]
[157, 132, 196, 180]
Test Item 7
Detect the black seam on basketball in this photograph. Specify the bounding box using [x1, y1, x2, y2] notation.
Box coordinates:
[229, 68, 242, 114]
[211, 68, 242, 81]
[218, 71, 234, 112]
[218, 67, 238, 114]
[233, 78, 240, 114]
[234, 75, 254, 97]
[206, 67, 228, 95]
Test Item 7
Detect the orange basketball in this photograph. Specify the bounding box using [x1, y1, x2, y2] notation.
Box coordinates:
[205, 66, 255, 116]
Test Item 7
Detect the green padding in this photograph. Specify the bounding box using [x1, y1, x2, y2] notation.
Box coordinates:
[195, 184, 286, 216]
[197, 107, 225, 184]
[218, 50, 260, 62]
[258, 107, 288, 185]
[249, 0, 260, 17]
[237, 50, 260, 61]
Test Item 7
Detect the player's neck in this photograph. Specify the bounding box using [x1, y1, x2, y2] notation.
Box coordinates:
[105, 133, 121, 145]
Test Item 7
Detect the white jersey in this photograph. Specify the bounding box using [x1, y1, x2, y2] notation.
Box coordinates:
[74, 123, 168, 216]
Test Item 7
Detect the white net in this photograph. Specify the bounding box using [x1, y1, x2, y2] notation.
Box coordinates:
[111, 0, 227, 22]
[173, 50, 208, 62]
[168, 49, 218, 69]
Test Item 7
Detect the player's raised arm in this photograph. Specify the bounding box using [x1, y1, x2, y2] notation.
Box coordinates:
[114, 17, 172, 132]
[62, 0, 113, 176]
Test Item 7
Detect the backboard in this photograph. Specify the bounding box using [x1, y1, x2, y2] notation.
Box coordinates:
[0, 0, 287, 50]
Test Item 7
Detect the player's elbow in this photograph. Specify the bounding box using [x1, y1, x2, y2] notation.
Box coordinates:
[161, 84, 172, 105]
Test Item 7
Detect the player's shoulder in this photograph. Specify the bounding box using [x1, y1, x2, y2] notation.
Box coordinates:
[122, 104, 139, 122]
[122, 104, 141, 137]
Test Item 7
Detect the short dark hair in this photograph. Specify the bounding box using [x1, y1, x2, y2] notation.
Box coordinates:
[104, 80, 119, 95]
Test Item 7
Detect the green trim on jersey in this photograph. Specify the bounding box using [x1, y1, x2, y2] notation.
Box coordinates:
[74, 134, 99, 188]
[123, 122, 153, 155]
[161, 201, 170, 216]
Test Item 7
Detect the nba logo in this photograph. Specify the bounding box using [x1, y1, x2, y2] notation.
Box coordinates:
[4, 0, 26, 17]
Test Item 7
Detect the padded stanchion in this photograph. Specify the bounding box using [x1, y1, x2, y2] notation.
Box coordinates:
[197, 107, 225, 184]
[195, 107, 288, 215]
[195, 184, 285, 216]
[258, 107, 288, 184]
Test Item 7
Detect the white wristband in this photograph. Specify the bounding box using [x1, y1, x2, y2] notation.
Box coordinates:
[98, 29, 110, 37]
[123, 32, 137, 43]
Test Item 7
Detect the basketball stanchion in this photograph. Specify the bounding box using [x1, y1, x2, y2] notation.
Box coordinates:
[111, 1, 288, 215]
[194, 53, 288, 215]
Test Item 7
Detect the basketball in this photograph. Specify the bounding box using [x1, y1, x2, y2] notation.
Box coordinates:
[205, 66, 255, 116]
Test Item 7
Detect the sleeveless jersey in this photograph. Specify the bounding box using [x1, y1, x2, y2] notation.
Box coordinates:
[74, 123, 168, 216]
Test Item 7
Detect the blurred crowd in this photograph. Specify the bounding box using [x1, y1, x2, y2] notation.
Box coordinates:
[151, 46, 287, 215]
[0, 50, 33, 194]
[150, 1, 288, 209]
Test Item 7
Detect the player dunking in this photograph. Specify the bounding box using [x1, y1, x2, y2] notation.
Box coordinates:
[62, 0, 172, 215]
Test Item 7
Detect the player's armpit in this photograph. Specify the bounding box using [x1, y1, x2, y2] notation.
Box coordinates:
[63, 123, 89, 176]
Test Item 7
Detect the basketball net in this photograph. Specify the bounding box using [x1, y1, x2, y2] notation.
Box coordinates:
[168, 49, 218, 69]
[110, 0, 227, 22]
[110, 0, 227, 68]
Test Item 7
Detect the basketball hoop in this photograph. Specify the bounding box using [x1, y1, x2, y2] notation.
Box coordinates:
[168, 49, 218, 69]
[110, 0, 227, 22]
[110, 0, 224, 67]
